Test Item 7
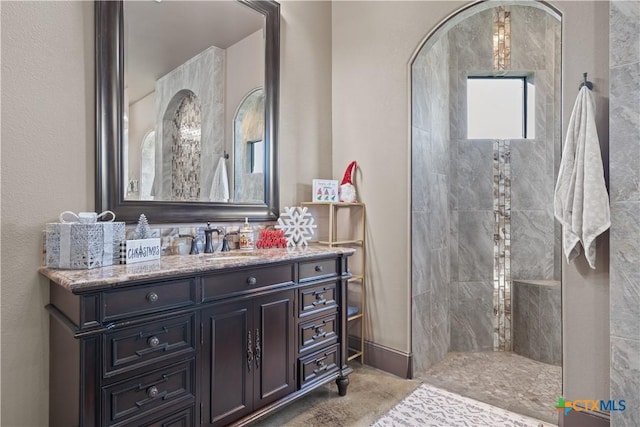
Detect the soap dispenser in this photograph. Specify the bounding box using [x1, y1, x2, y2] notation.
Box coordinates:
[239, 218, 255, 251]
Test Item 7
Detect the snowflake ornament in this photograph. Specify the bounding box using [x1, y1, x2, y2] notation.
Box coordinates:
[276, 206, 317, 247]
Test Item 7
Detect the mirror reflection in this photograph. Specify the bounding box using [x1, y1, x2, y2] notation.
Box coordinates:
[123, 0, 265, 203]
[234, 87, 265, 203]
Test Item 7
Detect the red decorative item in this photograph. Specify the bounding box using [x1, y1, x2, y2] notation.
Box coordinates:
[256, 229, 287, 249]
[339, 161, 358, 202]
[340, 161, 357, 185]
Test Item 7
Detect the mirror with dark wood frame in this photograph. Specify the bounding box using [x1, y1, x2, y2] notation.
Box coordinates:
[95, 0, 280, 223]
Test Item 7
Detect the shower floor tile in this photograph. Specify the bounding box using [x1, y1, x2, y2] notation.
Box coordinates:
[415, 351, 561, 425]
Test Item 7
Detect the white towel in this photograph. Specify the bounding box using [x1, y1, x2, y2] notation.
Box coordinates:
[554, 86, 610, 269]
[209, 156, 230, 202]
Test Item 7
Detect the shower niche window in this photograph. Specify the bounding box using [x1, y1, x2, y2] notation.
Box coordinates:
[467, 77, 535, 139]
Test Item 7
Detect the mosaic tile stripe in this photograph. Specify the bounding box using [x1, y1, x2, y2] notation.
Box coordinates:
[493, 140, 500, 350]
[493, 6, 511, 71]
[493, 139, 512, 351]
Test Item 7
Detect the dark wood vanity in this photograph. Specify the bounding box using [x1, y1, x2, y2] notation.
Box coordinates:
[41, 247, 353, 426]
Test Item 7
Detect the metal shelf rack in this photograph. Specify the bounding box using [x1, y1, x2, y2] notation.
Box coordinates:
[302, 202, 366, 363]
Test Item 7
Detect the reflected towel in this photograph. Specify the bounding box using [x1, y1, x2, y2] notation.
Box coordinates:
[553, 86, 610, 269]
[209, 156, 230, 202]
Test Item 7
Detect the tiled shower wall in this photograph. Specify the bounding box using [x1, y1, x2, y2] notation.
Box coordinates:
[412, 4, 561, 371]
[448, 6, 561, 352]
[609, 1, 640, 426]
[412, 33, 451, 374]
[155, 46, 225, 201]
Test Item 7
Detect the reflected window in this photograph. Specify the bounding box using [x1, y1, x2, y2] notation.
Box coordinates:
[467, 77, 534, 139]
[247, 140, 264, 174]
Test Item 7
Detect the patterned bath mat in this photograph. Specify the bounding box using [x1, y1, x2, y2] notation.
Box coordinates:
[372, 384, 556, 427]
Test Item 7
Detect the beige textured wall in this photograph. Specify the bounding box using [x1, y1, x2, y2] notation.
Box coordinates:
[280, 1, 333, 207]
[1, 1, 95, 425]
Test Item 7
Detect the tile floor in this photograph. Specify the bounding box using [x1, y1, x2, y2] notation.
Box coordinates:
[416, 351, 562, 424]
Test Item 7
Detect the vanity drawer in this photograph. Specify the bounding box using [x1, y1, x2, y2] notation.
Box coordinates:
[138, 406, 194, 427]
[202, 263, 294, 302]
[298, 313, 338, 355]
[103, 313, 196, 379]
[102, 359, 195, 427]
[298, 345, 339, 388]
[299, 258, 338, 282]
[297, 282, 337, 319]
[103, 279, 196, 322]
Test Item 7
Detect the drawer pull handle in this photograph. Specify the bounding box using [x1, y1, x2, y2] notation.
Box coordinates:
[246, 276, 257, 286]
[312, 293, 327, 306]
[146, 292, 159, 303]
[315, 265, 323, 273]
[312, 330, 327, 340]
[148, 336, 160, 347]
[314, 357, 330, 374]
[147, 386, 159, 398]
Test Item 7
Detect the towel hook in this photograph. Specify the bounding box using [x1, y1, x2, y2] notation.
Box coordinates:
[223, 150, 229, 160]
[579, 72, 593, 91]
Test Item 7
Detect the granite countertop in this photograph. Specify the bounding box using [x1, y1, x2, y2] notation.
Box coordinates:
[39, 245, 355, 293]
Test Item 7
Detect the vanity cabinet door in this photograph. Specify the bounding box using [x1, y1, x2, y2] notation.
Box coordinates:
[201, 300, 253, 427]
[200, 289, 295, 427]
[253, 290, 296, 409]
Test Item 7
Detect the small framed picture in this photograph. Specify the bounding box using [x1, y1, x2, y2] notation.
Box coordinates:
[312, 179, 339, 202]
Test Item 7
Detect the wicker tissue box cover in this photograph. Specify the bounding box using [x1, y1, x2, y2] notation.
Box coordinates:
[46, 222, 126, 269]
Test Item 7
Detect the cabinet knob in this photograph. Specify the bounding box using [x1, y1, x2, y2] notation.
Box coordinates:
[246, 276, 257, 286]
[148, 336, 160, 347]
[147, 386, 159, 398]
[146, 292, 159, 303]
[315, 265, 323, 273]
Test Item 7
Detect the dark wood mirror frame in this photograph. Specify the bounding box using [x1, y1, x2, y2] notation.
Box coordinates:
[95, 0, 280, 224]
